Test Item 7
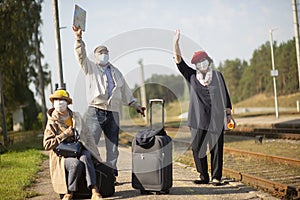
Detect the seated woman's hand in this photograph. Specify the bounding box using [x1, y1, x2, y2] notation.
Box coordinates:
[63, 126, 74, 137]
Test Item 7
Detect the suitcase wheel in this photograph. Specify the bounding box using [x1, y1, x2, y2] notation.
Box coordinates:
[156, 189, 170, 195]
[140, 190, 150, 195]
[140, 190, 170, 195]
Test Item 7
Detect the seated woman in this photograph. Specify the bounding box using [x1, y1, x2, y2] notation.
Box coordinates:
[43, 89, 102, 200]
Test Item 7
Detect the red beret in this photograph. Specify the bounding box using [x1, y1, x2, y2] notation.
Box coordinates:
[191, 51, 211, 64]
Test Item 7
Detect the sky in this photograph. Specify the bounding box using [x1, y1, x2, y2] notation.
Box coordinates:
[40, 0, 295, 114]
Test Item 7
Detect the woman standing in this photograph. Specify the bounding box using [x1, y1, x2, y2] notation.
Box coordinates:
[173, 29, 235, 186]
[43, 89, 103, 200]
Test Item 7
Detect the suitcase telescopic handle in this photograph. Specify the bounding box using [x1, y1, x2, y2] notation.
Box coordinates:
[149, 99, 164, 129]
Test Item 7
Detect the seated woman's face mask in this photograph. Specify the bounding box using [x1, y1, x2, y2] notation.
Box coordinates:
[95, 53, 109, 66]
[54, 100, 67, 113]
[196, 59, 210, 73]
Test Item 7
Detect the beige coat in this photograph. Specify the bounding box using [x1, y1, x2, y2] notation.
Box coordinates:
[43, 108, 102, 194]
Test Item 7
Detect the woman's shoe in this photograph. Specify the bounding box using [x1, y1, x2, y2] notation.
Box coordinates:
[91, 192, 102, 200]
[212, 178, 221, 186]
[62, 193, 73, 200]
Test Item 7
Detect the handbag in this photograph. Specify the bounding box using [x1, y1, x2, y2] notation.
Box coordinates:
[54, 129, 82, 157]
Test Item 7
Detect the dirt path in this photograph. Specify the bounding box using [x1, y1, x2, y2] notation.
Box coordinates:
[29, 151, 58, 200]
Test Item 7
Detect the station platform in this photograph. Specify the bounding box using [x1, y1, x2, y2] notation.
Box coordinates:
[234, 114, 300, 128]
[31, 144, 279, 200]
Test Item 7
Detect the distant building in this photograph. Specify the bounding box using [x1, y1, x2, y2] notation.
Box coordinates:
[13, 107, 24, 131]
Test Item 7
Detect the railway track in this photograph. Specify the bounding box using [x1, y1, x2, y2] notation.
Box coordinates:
[173, 139, 300, 199]
[165, 125, 300, 140]
[120, 126, 300, 199]
[223, 147, 300, 199]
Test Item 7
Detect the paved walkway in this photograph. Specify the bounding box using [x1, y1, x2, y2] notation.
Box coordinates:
[30, 145, 278, 200]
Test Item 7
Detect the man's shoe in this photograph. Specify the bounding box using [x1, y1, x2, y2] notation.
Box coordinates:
[212, 178, 221, 186]
[193, 179, 209, 184]
[91, 192, 102, 200]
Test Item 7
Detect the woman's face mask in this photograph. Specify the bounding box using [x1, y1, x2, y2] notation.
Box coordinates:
[53, 99, 68, 113]
[196, 59, 210, 73]
[95, 53, 109, 66]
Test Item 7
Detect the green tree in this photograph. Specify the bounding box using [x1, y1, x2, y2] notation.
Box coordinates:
[276, 39, 298, 94]
[218, 58, 245, 103]
[236, 64, 256, 101]
[133, 73, 185, 105]
[250, 42, 273, 94]
[220, 38, 299, 103]
[0, 0, 46, 130]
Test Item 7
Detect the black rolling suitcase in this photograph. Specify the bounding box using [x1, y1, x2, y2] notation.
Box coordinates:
[132, 99, 173, 194]
[59, 161, 115, 199]
[94, 162, 116, 197]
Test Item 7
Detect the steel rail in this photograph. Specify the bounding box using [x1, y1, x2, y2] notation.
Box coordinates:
[224, 147, 300, 167]
[223, 167, 299, 199]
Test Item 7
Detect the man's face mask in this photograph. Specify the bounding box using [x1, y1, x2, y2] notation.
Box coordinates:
[196, 59, 210, 73]
[95, 53, 109, 66]
[53, 99, 68, 113]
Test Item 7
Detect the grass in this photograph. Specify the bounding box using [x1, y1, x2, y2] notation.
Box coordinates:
[234, 92, 300, 108]
[0, 131, 46, 200]
[130, 92, 300, 125]
[224, 135, 300, 160]
[168, 92, 300, 113]
[121, 99, 188, 126]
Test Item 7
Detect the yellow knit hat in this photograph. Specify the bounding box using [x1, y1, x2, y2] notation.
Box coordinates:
[49, 89, 72, 104]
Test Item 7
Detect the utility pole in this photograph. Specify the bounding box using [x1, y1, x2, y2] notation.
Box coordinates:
[52, 0, 64, 89]
[292, 0, 300, 89]
[269, 28, 279, 119]
[49, 70, 53, 94]
[0, 71, 8, 146]
[138, 59, 147, 124]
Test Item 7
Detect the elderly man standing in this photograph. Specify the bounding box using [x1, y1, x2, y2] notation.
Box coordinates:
[72, 26, 145, 182]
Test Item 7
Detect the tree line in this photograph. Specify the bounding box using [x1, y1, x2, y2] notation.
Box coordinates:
[133, 74, 186, 105]
[0, 0, 49, 130]
[219, 39, 298, 103]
